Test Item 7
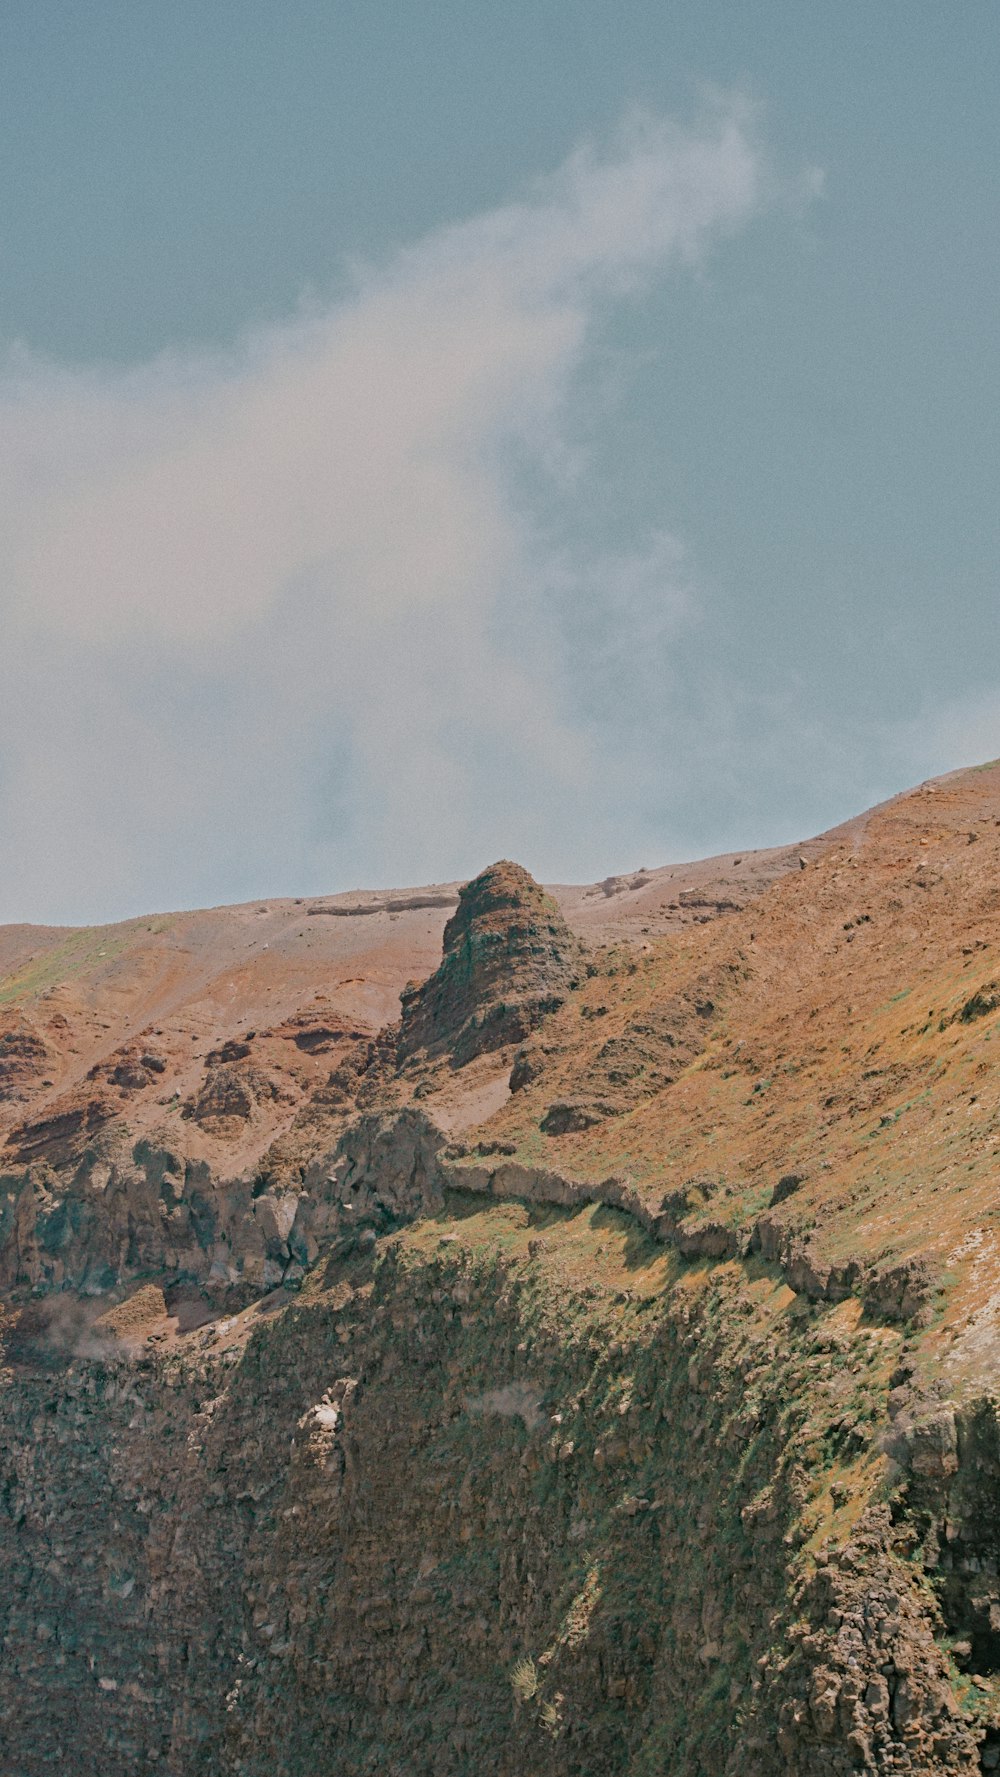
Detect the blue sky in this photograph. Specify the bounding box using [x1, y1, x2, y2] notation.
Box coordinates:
[1, 3, 998, 923]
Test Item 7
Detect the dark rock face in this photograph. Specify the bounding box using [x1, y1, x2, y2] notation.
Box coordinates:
[0, 1025, 50, 1103]
[291, 1107, 446, 1266]
[0, 1198, 984, 1777]
[7, 1097, 115, 1164]
[540, 1098, 617, 1134]
[397, 861, 583, 1067]
[182, 1063, 291, 1130]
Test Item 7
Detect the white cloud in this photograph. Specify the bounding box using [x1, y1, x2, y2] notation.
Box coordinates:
[0, 101, 769, 923]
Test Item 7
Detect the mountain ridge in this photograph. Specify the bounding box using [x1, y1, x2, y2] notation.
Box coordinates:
[3, 761, 1000, 1774]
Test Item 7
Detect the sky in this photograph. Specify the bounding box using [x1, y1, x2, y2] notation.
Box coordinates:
[1, 2, 998, 925]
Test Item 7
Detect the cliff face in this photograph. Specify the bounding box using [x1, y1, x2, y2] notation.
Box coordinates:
[1, 1183, 992, 1776]
[4, 766, 1000, 1772]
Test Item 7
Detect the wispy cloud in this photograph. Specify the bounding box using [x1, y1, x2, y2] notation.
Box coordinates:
[0, 100, 770, 923]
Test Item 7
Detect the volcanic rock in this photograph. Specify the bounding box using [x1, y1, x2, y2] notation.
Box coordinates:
[397, 860, 584, 1067]
[0, 1022, 50, 1102]
[6, 771, 1000, 1772]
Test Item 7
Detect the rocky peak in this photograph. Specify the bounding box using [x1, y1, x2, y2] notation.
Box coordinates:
[397, 860, 583, 1066]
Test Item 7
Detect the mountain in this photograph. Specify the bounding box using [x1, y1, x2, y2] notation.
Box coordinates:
[2, 763, 999, 1773]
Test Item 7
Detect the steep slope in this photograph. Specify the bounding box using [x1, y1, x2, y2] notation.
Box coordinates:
[3, 764, 1000, 1773]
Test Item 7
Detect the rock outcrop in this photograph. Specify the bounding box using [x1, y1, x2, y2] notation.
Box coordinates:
[398, 860, 584, 1067]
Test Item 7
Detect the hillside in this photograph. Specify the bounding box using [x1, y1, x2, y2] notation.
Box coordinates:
[2, 764, 1000, 1773]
